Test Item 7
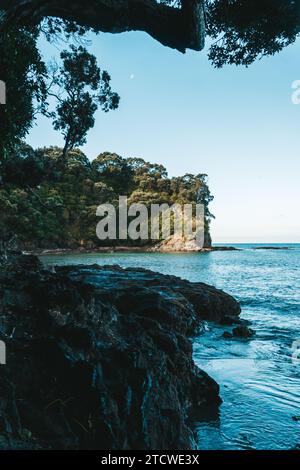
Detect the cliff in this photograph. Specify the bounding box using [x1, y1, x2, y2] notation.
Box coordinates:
[151, 234, 212, 252]
[0, 254, 240, 449]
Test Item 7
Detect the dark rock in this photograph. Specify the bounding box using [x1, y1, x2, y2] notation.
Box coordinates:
[220, 315, 241, 325]
[239, 318, 252, 326]
[232, 325, 255, 338]
[211, 246, 240, 251]
[252, 247, 290, 250]
[0, 254, 240, 450]
[222, 331, 233, 339]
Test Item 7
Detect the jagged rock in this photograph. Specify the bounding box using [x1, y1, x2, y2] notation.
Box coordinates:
[0, 254, 241, 450]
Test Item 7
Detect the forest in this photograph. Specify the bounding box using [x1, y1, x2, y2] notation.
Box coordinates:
[0, 144, 213, 250]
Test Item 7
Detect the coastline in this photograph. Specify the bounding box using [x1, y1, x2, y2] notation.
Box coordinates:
[23, 244, 293, 257]
[24, 245, 239, 256]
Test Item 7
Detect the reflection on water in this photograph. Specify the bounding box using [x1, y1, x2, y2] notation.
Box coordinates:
[41, 243, 300, 450]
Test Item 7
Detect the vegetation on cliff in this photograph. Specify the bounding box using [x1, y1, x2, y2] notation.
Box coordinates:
[0, 144, 213, 250]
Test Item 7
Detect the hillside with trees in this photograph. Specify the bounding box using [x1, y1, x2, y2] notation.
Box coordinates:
[0, 144, 213, 250]
[1, 0, 299, 252]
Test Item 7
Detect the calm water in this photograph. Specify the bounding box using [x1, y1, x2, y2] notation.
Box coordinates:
[41, 244, 300, 450]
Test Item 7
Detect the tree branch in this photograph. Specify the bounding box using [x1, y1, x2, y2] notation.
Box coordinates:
[0, 0, 206, 52]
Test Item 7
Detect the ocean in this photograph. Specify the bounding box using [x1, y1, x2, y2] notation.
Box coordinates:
[41, 243, 300, 450]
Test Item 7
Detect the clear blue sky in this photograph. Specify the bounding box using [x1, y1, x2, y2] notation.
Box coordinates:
[27, 31, 300, 243]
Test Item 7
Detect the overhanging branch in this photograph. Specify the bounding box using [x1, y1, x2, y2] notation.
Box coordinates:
[0, 0, 206, 52]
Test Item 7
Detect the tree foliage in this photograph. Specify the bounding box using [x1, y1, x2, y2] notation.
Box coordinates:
[0, 145, 214, 249]
[1, 2, 299, 159]
[206, 0, 300, 67]
[0, 26, 47, 159]
[50, 46, 119, 157]
[0, 22, 119, 161]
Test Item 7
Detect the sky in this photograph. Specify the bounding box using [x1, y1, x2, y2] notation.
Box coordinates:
[27, 30, 300, 243]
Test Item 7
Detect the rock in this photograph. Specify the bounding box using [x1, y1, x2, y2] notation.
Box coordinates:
[151, 236, 208, 252]
[150, 236, 239, 253]
[222, 324, 255, 340]
[232, 326, 255, 338]
[0, 254, 241, 450]
[210, 246, 239, 251]
[222, 331, 233, 339]
[252, 246, 290, 250]
[220, 315, 241, 325]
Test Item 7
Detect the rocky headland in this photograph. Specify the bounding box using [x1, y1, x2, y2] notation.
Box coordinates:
[0, 254, 241, 450]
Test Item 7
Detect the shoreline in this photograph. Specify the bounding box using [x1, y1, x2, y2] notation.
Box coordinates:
[24, 245, 293, 257]
[24, 245, 240, 256]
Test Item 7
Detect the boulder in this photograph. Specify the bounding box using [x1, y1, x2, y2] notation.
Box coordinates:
[232, 325, 255, 338]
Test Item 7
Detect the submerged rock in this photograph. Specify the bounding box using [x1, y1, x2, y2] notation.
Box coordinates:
[252, 246, 290, 250]
[0, 254, 240, 450]
[222, 325, 255, 340]
[222, 331, 233, 339]
[232, 325, 255, 338]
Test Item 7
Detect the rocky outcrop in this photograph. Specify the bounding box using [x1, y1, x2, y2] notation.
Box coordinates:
[151, 236, 205, 252]
[150, 234, 212, 253]
[149, 235, 237, 253]
[222, 325, 255, 339]
[232, 325, 255, 338]
[0, 254, 240, 450]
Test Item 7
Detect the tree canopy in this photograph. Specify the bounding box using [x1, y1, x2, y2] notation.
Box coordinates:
[0, 145, 214, 250]
[1, 1, 300, 159]
[0, 23, 119, 161]
[0, 25, 47, 159]
[206, 0, 300, 66]
[1, 1, 299, 58]
[49, 45, 119, 157]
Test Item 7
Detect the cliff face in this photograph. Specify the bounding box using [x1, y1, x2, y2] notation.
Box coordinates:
[151, 230, 212, 252]
[0, 255, 240, 450]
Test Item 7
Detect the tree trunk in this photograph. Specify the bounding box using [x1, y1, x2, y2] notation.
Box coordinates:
[0, 0, 206, 52]
[62, 136, 70, 160]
